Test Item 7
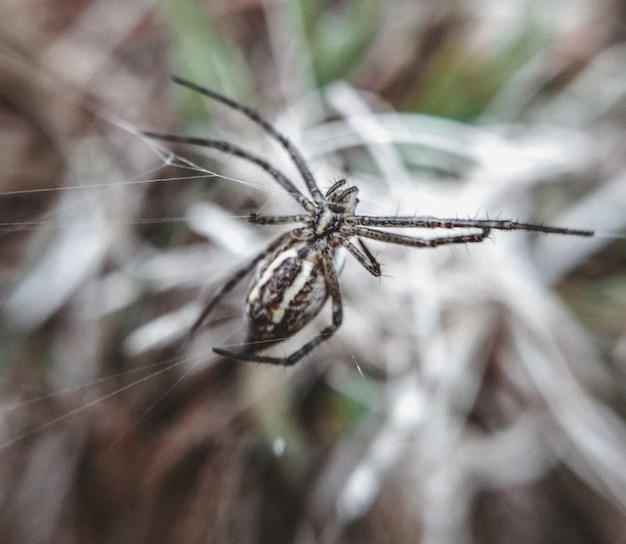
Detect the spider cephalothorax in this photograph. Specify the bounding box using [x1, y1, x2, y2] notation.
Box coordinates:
[143, 77, 593, 366]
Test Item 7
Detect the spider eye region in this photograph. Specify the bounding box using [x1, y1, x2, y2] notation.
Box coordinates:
[245, 242, 329, 345]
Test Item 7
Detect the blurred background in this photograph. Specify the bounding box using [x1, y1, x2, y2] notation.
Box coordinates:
[0, 0, 625, 543]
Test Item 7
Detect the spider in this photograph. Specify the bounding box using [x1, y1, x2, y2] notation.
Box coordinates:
[143, 76, 594, 366]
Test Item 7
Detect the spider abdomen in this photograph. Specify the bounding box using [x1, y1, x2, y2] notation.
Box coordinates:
[245, 241, 329, 346]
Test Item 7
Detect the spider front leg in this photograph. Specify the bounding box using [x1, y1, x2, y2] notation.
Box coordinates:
[213, 246, 343, 366]
[352, 216, 594, 237]
[351, 226, 491, 248]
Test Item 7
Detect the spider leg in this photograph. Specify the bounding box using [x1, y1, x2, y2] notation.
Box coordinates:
[213, 246, 343, 366]
[142, 132, 314, 212]
[248, 212, 309, 225]
[351, 226, 491, 248]
[335, 236, 381, 276]
[358, 239, 378, 266]
[184, 231, 297, 345]
[171, 76, 326, 203]
[351, 216, 593, 237]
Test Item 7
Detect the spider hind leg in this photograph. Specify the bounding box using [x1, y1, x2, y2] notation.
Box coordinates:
[214, 246, 344, 366]
[213, 319, 339, 366]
